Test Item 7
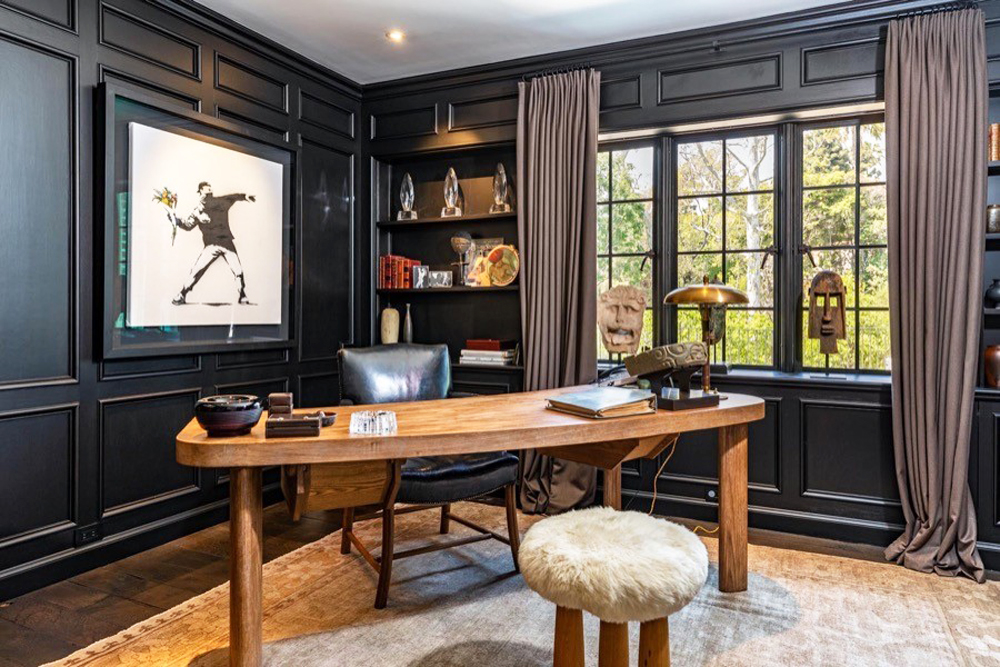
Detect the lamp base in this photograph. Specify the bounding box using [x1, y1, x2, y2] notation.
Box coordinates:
[657, 387, 720, 411]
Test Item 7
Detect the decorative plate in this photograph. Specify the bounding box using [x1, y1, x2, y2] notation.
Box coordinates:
[486, 245, 520, 287]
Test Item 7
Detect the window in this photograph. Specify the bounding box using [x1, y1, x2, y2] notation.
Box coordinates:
[596, 145, 656, 361]
[675, 132, 777, 367]
[800, 121, 888, 371]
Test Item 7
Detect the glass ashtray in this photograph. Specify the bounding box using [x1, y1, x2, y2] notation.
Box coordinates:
[349, 410, 398, 435]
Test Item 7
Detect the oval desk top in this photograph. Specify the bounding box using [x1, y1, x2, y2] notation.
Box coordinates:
[176, 388, 765, 468]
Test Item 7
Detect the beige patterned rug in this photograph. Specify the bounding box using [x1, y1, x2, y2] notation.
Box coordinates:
[45, 503, 1000, 666]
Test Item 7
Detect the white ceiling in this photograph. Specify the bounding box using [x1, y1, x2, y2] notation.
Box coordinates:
[197, 0, 845, 85]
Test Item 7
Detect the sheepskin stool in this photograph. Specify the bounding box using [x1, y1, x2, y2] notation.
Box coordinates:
[519, 506, 708, 667]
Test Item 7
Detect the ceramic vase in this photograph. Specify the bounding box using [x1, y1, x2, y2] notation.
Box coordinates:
[986, 279, 1000, 308]
[403, 303, 413, 343]
[986, 345, 1000, 388]
[381, 306, 400, 344]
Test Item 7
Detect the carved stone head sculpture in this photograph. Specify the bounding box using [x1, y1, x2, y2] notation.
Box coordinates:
[808, 270, 847, 354]
[598, 285, 647, 355]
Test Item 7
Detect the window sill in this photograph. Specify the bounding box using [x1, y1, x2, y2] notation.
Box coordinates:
[598, 361, 893, 390]
[716, 369, 891, 389]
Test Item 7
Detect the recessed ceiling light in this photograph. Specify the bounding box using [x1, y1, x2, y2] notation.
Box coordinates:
[385, 29, 405, 43]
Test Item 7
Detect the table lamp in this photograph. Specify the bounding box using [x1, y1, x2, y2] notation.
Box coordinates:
[663, 276, 749, 394]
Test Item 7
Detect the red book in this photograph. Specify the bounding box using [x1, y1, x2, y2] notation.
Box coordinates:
[465, 339, 518, 351]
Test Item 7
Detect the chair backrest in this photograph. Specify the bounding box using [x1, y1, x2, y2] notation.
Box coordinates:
[338, 344, 451, 405]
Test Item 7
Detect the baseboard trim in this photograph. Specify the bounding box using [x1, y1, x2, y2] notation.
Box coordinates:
[0, 484, 284, 601]
[620, 488, 1000, 572]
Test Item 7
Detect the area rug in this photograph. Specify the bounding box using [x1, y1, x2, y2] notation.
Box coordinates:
[45, 503, 1000, 666]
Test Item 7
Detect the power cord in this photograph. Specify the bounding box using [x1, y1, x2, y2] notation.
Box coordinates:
[621, 435, 725, 534]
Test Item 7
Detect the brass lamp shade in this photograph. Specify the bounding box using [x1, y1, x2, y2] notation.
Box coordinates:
[664, 276, 749, 306]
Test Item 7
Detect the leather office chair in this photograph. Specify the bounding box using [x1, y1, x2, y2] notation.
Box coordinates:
[337, 343, 520, 609]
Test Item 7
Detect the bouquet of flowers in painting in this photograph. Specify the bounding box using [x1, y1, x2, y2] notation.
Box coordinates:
[152, 186, 180, 245]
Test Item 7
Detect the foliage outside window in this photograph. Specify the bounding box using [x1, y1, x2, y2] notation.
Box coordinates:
[596, 146, 656, 361]
[675, 133, 777, 367]
[800, 121, 888, 371]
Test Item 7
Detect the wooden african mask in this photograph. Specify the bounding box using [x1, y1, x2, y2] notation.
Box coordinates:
[598, 285, 647, 355]
[808, 270, 847, 354]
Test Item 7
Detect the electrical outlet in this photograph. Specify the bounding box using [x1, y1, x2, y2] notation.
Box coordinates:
[74, 524, 101, 546]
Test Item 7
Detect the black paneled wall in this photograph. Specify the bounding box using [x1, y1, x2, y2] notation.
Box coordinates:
[0, 0, 360, 597]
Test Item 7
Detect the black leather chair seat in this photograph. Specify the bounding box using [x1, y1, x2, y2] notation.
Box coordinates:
[397, 452, 519, 505]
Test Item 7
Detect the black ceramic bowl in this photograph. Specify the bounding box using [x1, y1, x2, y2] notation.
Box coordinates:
[195, 395, 263, 437]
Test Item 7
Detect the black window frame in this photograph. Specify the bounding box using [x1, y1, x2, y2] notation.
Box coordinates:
[795, 113, 889, 374]
[671, 125, 783, 370]
[596, 139, 661, 363]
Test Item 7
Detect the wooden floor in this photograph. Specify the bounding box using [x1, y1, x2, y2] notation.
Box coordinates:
[1, 503, 994, 667]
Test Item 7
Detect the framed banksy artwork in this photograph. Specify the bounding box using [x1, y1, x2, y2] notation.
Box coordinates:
[99, 83, 294, 358]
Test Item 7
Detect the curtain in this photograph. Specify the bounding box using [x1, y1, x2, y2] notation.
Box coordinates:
[516, 69, 600, 514]
[885, 8, 986, 582]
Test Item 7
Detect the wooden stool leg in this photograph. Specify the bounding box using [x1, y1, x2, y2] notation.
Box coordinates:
[599, 621, 629, 667]
[639, 618, 669, 667]
[374, 504, 395, 609]
[341, 507, 354, 555]
[440, 503, 451, 534]
[504, 484, 520, 571]
[554, 606, 584, 667]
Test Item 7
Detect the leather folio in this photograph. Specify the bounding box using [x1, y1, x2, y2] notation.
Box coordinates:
[546, 386, 657, 419]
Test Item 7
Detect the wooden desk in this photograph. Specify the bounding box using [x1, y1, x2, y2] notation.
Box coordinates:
[177, 388, 764, 667]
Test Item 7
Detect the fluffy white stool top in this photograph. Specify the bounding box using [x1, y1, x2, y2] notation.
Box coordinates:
[519, 507, 709, 624]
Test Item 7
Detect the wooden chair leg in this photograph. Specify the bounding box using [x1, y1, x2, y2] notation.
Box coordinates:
[599, 621, 629, 667]
[440, 503, 451, 534]
[554, 606, 584, 667]
[374, 503, 395, 609]
[504, 484, 520, 571]
[341, 507, 354, 555]
[639, 618, 669, 667]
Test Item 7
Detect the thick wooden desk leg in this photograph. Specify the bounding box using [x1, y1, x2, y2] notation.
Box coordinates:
[230, 467, 263, 667]
[603, 464, 622, 510]
[718, 424, 748, 592]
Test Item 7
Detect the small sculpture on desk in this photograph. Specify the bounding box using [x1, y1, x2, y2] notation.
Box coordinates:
[441, 167, 462, 217]
[598, 285, 647, 357]
[490, 163, 512, 214]
[397, 172, 417, 221]
[624, 342, 718, 410]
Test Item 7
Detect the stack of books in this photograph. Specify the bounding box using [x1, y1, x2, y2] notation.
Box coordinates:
[378, 255, 422, 289]
[459, 339, 519, 366]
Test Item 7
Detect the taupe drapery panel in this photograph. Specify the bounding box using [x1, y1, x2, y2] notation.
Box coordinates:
[516, 69, 600, 514]
[885, 8, 985, 582]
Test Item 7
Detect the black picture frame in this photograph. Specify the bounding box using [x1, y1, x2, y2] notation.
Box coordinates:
[98, 82, 295, 359]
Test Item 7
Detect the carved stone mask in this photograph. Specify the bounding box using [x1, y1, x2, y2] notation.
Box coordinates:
[808, 270, 847, 354]
[598, 285, 647, 355]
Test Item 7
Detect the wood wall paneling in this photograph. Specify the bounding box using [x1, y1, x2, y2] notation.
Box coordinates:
[371, 105, 438, 141]
[599, 75, 642, 113]
[0, 35, 74, 388]
[100, 390, 202, 520]
[448, 94, 518, 132]
[657, 54, 782, 105]
[299, 139, 354, 361]
[0, 406, 76, 546]
[799, 399, 898, 508]
[99, 4, 200, 79]
[800, 38, 883, 86]
[0, 0, 74, 30]
[214, 52, 288, 113]
[300, 90, 355, 140]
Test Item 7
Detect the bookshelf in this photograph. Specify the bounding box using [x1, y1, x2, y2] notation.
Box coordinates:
[372, 143, 524, 390]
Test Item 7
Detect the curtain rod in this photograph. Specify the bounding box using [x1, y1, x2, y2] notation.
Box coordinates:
[520, 62, 592, 82]
[893, 0, 978, 20]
